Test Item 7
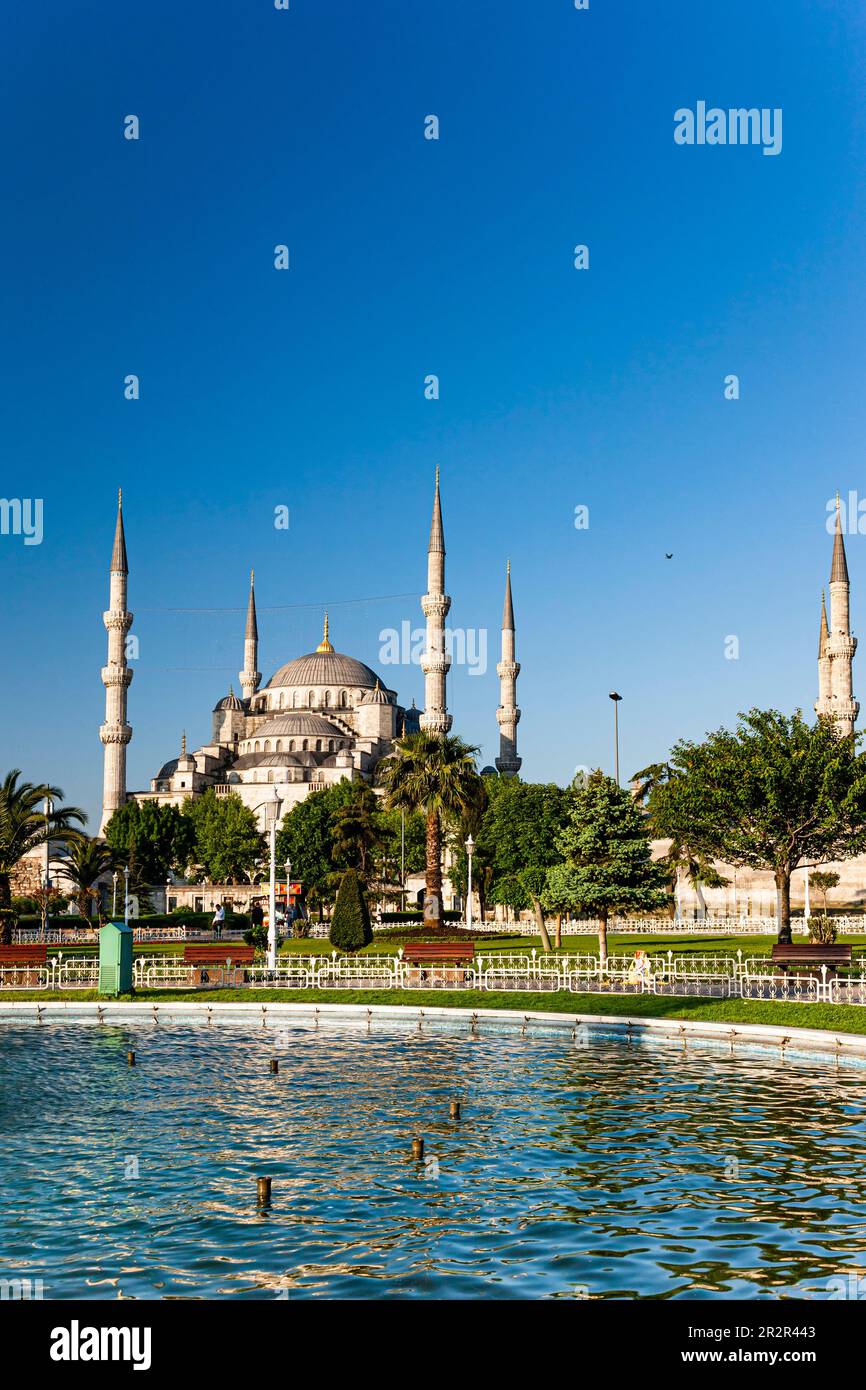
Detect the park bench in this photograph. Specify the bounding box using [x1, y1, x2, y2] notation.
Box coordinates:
[771, 943, 853, 979]
[402, 943, 476, 965]
[0, 945, 48, 964]
[401, 942, 476, 985]
[183, 944, 255, 986]
[0, 944, 48, 987]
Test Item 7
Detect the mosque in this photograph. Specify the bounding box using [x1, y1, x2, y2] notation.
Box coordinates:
[97, 473, 522, 834]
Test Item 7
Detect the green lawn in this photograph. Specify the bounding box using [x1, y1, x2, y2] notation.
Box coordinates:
[3, 986, 866, 1037]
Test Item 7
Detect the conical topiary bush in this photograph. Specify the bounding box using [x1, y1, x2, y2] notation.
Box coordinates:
[329, 868, 373, 953]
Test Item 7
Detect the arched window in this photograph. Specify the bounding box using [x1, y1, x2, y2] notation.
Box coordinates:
[328, 740, 334, 752]
[293, 690, 300, 708]
[279, 693, 285, 709]
[264, 740, 271, 752]
[308, 690, 315, 707]
[289, 740, 295, 751]
[255, 741, 261, 752]
[315, 739, 322, 752]
[324, 690, 330, 707]
[302, 739, 308, 752]
[276, 740, 282, 752]
[340, 690, 348, 707]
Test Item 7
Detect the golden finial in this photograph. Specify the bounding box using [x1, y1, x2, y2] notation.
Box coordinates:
[435, 464, 440, 488]
[250, 567, 255, 586]
[118, 487, 122, 508]
[506, 558, 511, 576]
[316, 611, 334, 654]
[181, 730, 187, 756]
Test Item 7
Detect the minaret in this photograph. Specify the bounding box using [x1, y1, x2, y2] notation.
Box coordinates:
[495, 560, 522, 776]
[239, 569, 261, 703]
[815, 590, 831, 718]
[99, 490, 133, 833]
[420, 467, 452, 734]
[821, 495, 859, 735]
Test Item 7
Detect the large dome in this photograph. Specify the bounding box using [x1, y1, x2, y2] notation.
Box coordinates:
[250, 713, 346, 739]
[265, 650, 381, 691]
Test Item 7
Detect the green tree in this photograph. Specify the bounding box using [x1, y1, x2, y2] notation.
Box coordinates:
[810, 869, 840, 913]
[0, 771, 86, 913]
[62, 836, 116, 919]
[378, 732, 482, 931]
[330, 784, 381, 882]
[632, 760, 727, 918]
[475, 781, 571, 950]
[183, 790, 263, 883]
[275, 779, 358, 916]
[329, 868, 373, 952]
[373, 806, 426, 905]
[650, 710, 866, 938]
[544, 770, 670, 963]
[104, 800, 194, 885]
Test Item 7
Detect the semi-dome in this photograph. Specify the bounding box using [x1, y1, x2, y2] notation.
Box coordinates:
[249, 713, 346, 740]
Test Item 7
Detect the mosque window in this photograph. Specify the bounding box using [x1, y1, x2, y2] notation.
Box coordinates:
[328, 740, 334, 752]
[276, 740, 282, 752]
[324, 690, 330, 706]
[289, 740, 295, 751]
[293, 690, 300, 708]
[264, 741, 270, 752]
[255, 741, 261, 752]
[315, 739, 322, 752]
[340, 690, 348, 707]
[302, 739, 308, 752]
[308, 690, 315, 707]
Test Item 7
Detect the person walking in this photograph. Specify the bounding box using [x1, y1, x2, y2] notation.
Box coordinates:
[212, 902, 225, 940]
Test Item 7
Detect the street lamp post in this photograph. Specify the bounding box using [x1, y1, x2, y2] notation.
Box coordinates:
[123, 866, 130, 925]
[42, 794, 53, 940]
[465, 835, 474, 931]
[112, 871, 118, 917]
[608, 692, 623, 786]
[285, 856, 292, 936]
[165, 880, 171, 916]
[250, 790, 284, 970]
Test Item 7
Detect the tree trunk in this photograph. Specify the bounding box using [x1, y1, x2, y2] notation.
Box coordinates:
[424, 810, 443, 930]
[0, 873, 11, 911]
[532, 897, 552, 952]
[555, 913, 562, 949]
[775, 868, 792, 942]
[598, 910, 609, 967]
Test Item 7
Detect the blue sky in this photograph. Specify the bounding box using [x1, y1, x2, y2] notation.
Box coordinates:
[3, 0, 866, 827]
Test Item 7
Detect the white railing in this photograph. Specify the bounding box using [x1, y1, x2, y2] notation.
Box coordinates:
[443, 915, 866, 937]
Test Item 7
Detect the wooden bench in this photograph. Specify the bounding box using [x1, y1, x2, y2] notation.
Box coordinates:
[183, 944, 255, 985]
[402, 943, 476, 966]
[0, 945, 48, 964]
[771, 943, 852, 977]
[0, 944, 48, 987]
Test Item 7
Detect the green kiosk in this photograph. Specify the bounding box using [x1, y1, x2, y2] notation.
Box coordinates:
[99, 920, 134, 996]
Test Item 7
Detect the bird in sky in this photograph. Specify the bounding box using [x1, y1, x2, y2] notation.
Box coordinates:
[665, 552, 673, 559]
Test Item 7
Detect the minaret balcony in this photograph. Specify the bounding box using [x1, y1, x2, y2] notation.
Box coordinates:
[421, 594, 451, 620]
[496, 706, 521, 727]
[99, 723, 132, 744]
[101, 666, 133, 688]
[103, 610, 133, 632]
[496, 660, 520, 680]
[420, 653, 452, 675]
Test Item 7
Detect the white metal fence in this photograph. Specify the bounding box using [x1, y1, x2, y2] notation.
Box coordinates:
[0, 948, 862, 1007]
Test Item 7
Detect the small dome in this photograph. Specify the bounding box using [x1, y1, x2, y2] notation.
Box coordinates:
[156, 758, 179, 780]
[214, 689, 243, 713]
[359, 681, 392, 706]
[481, 765, 498, 777]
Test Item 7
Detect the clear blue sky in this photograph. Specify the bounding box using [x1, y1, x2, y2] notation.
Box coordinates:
[3, 0, 866, 828]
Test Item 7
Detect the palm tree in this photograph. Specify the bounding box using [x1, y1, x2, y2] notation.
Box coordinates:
[378, 733, 482, 930]
[0, 772, 87, 929]
[62, 835, 116, 919]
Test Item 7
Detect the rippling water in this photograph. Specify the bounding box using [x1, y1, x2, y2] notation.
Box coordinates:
[2, 1018, 866, 1299]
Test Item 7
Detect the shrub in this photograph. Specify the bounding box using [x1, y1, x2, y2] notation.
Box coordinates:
[808, 915, 838, 944]
[329, 870, 373, 953]
[243, 921, 268, 951]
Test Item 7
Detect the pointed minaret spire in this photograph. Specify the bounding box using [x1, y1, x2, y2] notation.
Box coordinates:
[111, 488, 128, 573]
[316, 611, 334, 653]
[420, 468, 452, 734]
[495, 560, 521, 777]
[831, 493, 850, 583]
[817, 494, 858, 735]
[99, 491, 134, 833]
[239, 569, 261, 703]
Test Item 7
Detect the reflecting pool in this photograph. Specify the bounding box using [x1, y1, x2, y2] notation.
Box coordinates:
[1, 1019, 865, 1299]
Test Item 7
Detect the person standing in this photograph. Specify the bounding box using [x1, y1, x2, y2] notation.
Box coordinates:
[212, 902, 225, 940]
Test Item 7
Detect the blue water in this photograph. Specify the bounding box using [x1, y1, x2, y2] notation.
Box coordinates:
[1, 1019, 866, 1300]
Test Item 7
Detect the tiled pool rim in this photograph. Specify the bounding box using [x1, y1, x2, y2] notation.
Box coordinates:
[2, 1000, 866, 1066]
